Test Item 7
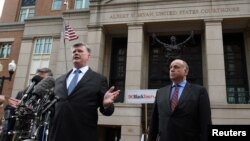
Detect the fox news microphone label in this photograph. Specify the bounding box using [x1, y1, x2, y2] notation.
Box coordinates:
[208, 125, 250, 140]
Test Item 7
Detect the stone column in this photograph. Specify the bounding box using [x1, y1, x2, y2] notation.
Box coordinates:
[87, 25, 106, 73]
[204, 19, 227, 105]
[12, 39, 33, 97]
[120, 23, 144, 141]
[125, 23, 144, 90]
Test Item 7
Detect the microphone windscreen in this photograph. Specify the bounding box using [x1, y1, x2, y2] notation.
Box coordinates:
[31, 75, 43, 84]
[33, 76, 55, 97]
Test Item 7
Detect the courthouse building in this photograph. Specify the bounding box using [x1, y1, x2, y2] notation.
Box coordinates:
[0, 0, 250, 140]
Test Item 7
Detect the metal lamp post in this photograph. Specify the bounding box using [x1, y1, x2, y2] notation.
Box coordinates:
[0, 60, 17, 95]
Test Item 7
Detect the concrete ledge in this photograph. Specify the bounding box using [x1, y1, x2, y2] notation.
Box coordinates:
[211, 104, 250, 109]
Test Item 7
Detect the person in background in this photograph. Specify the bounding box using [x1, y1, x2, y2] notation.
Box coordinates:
[8, 67, 53, 107]
[0, 95, 5, 129]
[49, 42, 120, 141]
[148, 59, 212, 141]
[0, 67, 53, 141]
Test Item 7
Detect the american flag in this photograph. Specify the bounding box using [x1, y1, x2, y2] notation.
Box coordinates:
[64, 24, 79, 41]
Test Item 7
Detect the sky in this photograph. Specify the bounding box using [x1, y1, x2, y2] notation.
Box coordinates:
[0, 0, 5, 18]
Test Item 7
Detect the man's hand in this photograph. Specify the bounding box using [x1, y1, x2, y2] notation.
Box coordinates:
[0, 95, 5, 105]
[8, 97, 20, 108]
[103, 86, 120, 108]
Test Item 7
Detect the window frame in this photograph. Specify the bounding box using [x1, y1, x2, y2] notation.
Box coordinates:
[33, 37, 53, 55]
[74, 0, 90, 9]
[0, 42, 12, 59]
[29, 37, 53, 81]
[19, 6, 35, 22]
[52, 0, 62, 10]
[223, 33, 249, 104]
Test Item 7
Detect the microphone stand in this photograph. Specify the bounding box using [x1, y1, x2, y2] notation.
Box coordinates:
[41, 96, 59, 141]
[41, 96, 59, 115]
[42, 111, 51, 141]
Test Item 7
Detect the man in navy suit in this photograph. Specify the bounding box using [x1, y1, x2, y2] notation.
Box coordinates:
[148, 59, 212, 141]
[49, 43, 119, 141]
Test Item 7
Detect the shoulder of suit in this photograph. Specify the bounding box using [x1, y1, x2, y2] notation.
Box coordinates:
[55, 73, 69, 83]
[188, 83, 205, 89]
[157, 85, 170, 93]
[88, 69, 107, 80]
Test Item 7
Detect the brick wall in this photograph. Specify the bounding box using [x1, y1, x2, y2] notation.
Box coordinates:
[0, 0, 77, 23]
[35, 0, 68, 16]
[0, 0, 21, 23]
[0, 30, 23, 119]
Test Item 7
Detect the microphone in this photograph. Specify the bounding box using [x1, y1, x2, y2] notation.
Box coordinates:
[41, 96, 60, 115]
[19, 75, 43, 104]
[25, 76, 55, 107]
[24, 75, 43, 96]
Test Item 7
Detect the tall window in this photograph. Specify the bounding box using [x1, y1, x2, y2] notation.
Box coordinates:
[22, 0, 36, 6]
[75, 0, 90, 9]
[109, 38, 127, 102]
[223, 33, 249, 104]
[19, 0, 36, 22]
[29, 37, 53, 78]
[0, 43, 11, 58]
[34, 38, 53, 54]
[19, 7, 35, 22]
[52, 0, 62, 10]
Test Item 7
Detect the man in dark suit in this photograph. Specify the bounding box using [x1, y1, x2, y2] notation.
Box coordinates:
[148, 59, 212, 141]
[49, 42, 120, 141]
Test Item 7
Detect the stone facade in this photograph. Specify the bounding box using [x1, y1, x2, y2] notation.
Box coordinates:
[0, 0, 250, 140]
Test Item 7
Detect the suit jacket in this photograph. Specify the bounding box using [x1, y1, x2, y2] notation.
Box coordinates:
[49, 68, 114, 141]
[148, 82, 212, 141]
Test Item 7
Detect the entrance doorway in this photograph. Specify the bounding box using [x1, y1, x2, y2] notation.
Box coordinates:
[98, 125, 121, 141]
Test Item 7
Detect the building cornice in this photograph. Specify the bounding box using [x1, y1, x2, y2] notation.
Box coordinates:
[0, 23, 24, 32]
[63, 9, 90, 17]
[212, 104, 250, 109]
[22, 33, 61, 41]
[25, 16, 63, 23]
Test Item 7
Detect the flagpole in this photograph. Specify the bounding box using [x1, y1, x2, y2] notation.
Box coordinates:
[63, 22, 69, 72]
[62, 12, 79, 73]
[62, 1, 70, 72]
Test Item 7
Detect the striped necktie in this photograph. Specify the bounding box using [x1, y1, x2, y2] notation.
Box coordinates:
[170, 85, 179, 111]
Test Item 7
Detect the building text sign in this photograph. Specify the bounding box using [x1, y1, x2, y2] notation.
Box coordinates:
[125, 89, 157, 104]
[89, 1, 250, 24]
[109, 7, 240, 19]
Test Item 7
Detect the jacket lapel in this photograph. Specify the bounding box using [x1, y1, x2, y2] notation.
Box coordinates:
[177, 82, 191, 106]
[159, 85, 172, 113]
[165, 85, 172, 112]
[62, 70, 73, 96]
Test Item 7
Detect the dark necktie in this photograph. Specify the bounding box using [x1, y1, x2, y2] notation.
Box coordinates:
[170, 85, 179, 111]
[68, 69, 81, 95]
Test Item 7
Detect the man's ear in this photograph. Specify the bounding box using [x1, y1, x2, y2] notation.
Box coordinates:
[184, 69, 189, 76]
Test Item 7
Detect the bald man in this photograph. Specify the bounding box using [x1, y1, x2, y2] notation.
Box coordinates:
[148, 59, 212, 141]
